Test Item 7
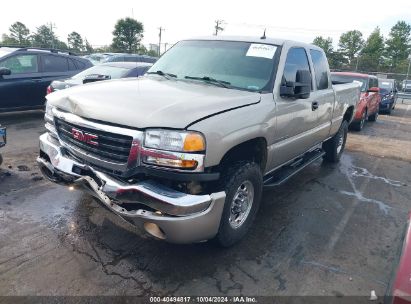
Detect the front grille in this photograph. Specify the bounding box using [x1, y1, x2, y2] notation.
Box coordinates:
[55, 118, 133, 164]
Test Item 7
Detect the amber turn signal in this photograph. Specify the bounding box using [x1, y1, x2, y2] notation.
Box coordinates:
[183, 133, 205, 152]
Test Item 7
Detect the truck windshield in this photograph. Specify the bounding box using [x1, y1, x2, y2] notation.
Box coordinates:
[147, 40, 278, 92]
[331, 75, 367, 92]
[379, 80, 393, 91]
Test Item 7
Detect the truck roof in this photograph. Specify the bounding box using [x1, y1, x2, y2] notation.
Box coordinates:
[186, 35, 324, 52]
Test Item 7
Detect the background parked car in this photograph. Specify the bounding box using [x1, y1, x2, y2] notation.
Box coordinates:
[82, 53, 116, 65]
[0, 47, 92, 112]
[331, 72, 380, 131]
[378, 78, 398, 114]
[103, 54, 158, 64]
[47, 62, 152, 93]
[402, 79, 411, 93]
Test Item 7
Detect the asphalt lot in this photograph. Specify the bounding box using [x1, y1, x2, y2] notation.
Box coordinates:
[0, 100, 411, 297]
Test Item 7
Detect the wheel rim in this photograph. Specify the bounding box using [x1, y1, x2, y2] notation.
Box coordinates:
[229, 180, 254, 229]
[360, 111, 366, 129]
[336, 128, 345, 154]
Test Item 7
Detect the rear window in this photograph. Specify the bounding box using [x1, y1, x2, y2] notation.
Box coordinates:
[68, 59, 77, 71]
[310, 50, 329, 90]
[42, 55, 68, 72]
[71, 65, 130, 80]
[74, 60, 86, 70]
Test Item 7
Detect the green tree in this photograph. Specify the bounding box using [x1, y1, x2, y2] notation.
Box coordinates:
[9, 22, 30, 46]
[385, 21, 411, 71]
[312, 36, 334, 58]
[312, 36, 346, 70]
[32, 25, 57, 48]
[84, 39, 94, 53]
[111, 18, 144, 53]
[67, 31, 84, 51]
[338, 30, 364, 66]
[1, 34, 18, 45]
[146, 49, 158, 57]
[359, 27, 385, 71]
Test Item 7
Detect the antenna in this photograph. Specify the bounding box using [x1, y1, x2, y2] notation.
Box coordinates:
[260, 29, 266, 39]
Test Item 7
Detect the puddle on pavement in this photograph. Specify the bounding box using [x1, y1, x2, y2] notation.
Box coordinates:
[338, 155, 396, 214]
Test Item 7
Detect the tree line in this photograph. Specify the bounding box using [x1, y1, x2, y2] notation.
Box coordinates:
[0, 18, 158, 57]
[2, 19, 410, 74]
[313, 21, 411, 76]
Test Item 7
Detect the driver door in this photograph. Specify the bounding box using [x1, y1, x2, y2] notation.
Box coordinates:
[269, 47, 318, 169]
[0, 53, 41, 111]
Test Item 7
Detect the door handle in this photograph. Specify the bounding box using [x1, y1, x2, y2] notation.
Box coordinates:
[312, 101, 319, 111]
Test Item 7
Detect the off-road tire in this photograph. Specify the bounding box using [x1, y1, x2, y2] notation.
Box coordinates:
[215, 162, 263, 247]
[323, 120, 348, 163]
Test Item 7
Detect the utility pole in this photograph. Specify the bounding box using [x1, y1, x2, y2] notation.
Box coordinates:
[158, 27, 165, 56]
[164, 43, 168, 53]
[48, 22, 56, 49]
[214, 20, 225, 36]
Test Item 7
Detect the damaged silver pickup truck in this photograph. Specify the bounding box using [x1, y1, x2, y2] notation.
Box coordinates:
[38, 36, 360, 246]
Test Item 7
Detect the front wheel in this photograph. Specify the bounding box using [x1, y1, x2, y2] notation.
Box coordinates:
[323, 120, 348, 163]
[215, 162, 263, 247]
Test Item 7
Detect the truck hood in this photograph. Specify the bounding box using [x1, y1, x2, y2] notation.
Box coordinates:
[47, 77, 260, 129]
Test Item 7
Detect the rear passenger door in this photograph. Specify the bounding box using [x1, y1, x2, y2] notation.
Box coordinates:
[0, 53, 41, 110]
[39, 54, 71, 105]
[309, 49, 335, 142]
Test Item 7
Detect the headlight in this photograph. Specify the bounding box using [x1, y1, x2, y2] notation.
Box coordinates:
[144, 129, 205, 152]
[143, 129, 206, 171]
[45, 102, 55, 123]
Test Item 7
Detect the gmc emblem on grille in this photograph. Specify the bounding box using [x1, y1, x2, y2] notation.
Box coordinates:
[71, 128, 98, 146]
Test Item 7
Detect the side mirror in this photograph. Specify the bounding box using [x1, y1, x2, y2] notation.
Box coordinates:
[368, 87, 379, 93]
[280, 70, 311, 99]
[0, 67, 11, 77]
[83, 74, 111, 84]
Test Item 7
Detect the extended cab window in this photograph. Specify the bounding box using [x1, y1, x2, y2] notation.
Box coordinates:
[42, 55, 68, 72]
[310, 50, 329, 90]
[283, 48, 311, 89]
[0, 54, 38, 74]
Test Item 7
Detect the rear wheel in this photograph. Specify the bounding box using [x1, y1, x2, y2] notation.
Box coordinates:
[368, 106, 379, 122]
[352, 109, 367, 131]
[215, 162, 263, 247]
[323, 120, 348, 163]
[386, 104, 392, 115]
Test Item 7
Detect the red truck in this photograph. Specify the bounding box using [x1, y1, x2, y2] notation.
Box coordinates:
[331, 72, 380, 131]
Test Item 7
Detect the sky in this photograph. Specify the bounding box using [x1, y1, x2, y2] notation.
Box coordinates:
[1, 0, 411, 51]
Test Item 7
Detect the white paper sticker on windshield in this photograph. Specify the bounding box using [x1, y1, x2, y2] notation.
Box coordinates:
[246, 44, 277, 59]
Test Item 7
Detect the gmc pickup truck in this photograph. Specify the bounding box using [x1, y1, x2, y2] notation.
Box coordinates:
[37, 36, 360, 246]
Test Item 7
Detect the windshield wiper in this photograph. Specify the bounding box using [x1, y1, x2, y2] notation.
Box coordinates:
[184, 76, 231, 88]
[146, 70, 177, 79]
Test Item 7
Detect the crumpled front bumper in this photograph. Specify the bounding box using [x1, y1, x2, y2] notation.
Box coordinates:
[37, 133, 226, 243]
